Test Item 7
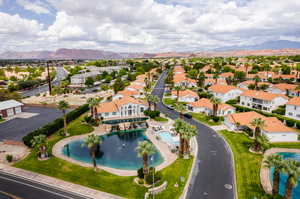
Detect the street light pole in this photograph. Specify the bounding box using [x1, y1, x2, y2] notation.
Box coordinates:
[47, 61, 52, 95]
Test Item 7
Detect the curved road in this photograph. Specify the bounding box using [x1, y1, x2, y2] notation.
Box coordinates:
[152, 70, 236, 199]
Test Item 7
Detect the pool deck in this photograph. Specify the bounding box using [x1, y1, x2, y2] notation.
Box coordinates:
[52, 123, 177, 176]
[260, 148, 300, 194]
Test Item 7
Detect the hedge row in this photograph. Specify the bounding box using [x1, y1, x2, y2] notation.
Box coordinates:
[231, 104, 300, 129]
[23, 104, 89, 147]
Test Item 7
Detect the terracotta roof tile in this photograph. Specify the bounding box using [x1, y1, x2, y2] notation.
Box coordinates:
[208, 84, 239, 94]
[241, 90, 289, 101]
[287, 97, 300, 107]
[171, 89, 198, 98]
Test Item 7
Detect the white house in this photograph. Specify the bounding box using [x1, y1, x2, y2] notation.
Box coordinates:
[240, 90, 289, 112]
[237, 80, 273, 90]
[173, 73, 197, 88]
[267, 83, 298, 97]
[0, 100, 24, 118]
[70, 72, 98, 85]
[187, 98, 235, 116]
[208, 84, 243, 102]
[96, 96, 148, 119]
[224, 111, 298, 142]
[285, 97, 300, 120]
[171, 90, 199, 103]
[112, 89, 141, 100]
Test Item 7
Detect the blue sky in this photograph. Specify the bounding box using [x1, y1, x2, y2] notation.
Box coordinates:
[0, 0, 299, 53]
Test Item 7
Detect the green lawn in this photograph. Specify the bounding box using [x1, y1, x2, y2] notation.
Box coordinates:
[154, 117, 169, 122]
[189, 112, 221, 126]
[14, 113, 193, 199]
[270, 142, 300, 149]
[163, 98, 186, 107]
[218, 130, 267, 199]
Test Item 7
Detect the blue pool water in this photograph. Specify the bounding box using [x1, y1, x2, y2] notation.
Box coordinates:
[62, 129, 163, 170]
[270, 152, 300, 199]
[158, 131, 179, 146]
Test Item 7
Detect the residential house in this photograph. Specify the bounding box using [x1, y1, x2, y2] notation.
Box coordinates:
[285, 97, 300, 120]
[112, 90, 141, 100]
[0, 100, 24, 118]
[237, 80, 273, 90]
[219, 72, 234, 81]
[240, 90, 289, 112]
[97, 96, 148, 119]
[171, 90, 199, 103]
[173, 73, 197, 88]
[208, 84, 243, 102]
[224, 111, 298, 142]
[204, 79, 227, 87]
[267, 83, 298, 97]
[187, 98, 235, 116]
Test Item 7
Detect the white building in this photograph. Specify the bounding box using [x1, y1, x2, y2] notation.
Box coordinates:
[225, 111, 298, 142]
[0, 100, 24, 118]
[187, 98, 235, 116]
[70, 72, 98, 85]
[171, 90, 199, 103]
[208, 84, 243, 102]
[240, 90, 289, 112]
[96, 96, 148, 119]
[267, 83, 298, 97]
[285, 97, 300, 120]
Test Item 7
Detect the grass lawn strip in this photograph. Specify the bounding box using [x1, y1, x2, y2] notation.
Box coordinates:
[14, 114, 193, 199]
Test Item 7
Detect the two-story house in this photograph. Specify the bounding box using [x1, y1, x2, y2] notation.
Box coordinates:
[285, 97, 300, 120]
[208, 84, 243, 102]
[240, 90, 289, 112]
[267, 83, 298, 97]
[171, 89, 199, 103]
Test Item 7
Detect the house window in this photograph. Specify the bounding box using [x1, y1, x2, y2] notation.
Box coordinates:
[105, 113, 109, 116]
[241, 102, 245, 105]
[297, 114, 300, 118]
[289, 112, 293, 116]
[112, 112, 117, 115]
[295, 106, 297, 110]
[140, 107, 144, 112]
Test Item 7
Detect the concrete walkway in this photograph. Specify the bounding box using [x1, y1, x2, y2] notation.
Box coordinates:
[52, 124, 177, 176]
[260, 148, 300, 194]
[0, 164, 124, 199]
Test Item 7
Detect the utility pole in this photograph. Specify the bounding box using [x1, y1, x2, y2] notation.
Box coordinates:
[47, 61, 52, 95]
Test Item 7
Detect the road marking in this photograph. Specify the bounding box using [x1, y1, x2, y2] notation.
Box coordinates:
[0, 175, 78, 199]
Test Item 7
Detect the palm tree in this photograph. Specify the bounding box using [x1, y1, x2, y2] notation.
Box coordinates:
[282, 159, 300, 199]
[58, 100, 69, 136]
[295, 85, 300, 97]
[31, 134, 48, 159]
[149, 95, 160, 111]
[174, 119, 186, 156]
[145, 94, 152, 110]
[254, 75, 261, 90]
[87, 98, 98, 118]
[210, 97, 221, 117]
[174, 103, 186, 119]
[250, 118, 265, 139]
[174, 86, 183, 102]
[213, 73, 219, 84]
[264, 154, 284, 195]
[136, 141, 156, 179]
[82, 134, 101, 170]
[181, 124, 197, 157]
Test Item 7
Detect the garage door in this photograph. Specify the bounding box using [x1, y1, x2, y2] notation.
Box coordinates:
[7, 108, 14, 116]
[15, 106, 22, 114]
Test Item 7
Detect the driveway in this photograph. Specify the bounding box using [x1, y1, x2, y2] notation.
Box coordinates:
[0, 106, 63, 141]
[152, 70, 236, 199]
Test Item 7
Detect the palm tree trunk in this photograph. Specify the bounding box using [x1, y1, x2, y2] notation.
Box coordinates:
[94, 107, 98, 120]
[63, 114, 68, 136]
[143, 153, 148, 180]
[154, 103, 156, 111]
[273, 168, 280, 195]
[284, 176, 293, 199]
[179, 134, 184, 156]
[177, 90, 179, 102]
[90, 106, 94, 117]
[92, 151, 97, 170]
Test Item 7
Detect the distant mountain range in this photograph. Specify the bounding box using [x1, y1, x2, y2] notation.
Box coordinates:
[1, 40, 300, 59]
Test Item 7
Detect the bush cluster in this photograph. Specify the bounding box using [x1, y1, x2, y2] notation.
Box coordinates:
[23, 104, 89, 147]
[144, 110, 160, 119]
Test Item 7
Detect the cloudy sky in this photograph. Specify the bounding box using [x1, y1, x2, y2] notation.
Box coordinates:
[0, 0, 300, 53]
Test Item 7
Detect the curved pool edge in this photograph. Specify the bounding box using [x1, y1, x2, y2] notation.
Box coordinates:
[52, 129, 177, 177]
[260, 148, 300, 195]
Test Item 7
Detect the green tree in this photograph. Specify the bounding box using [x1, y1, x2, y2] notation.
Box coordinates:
[31, 134, 48, 159]
[87, 98, 99, 119]
[264, 154, 284, 195]
[197, 72, 205, 88]
[250, 118, 265, 139]
[85, 77, 95, 87]
[113, 77, 125, 93]
[282, 159, 300, 199]
[174, 85, 183, 102]
[210, 97, 221, 116]
[254, 75, 261, 90]
[149, 95, 160, 111]
[174, 119, 186, 156]
[58, 100, 70, 136]
[82, 134, 101, 170]
[174, 103, 186, 119]
[136, 141, 156, 180]
[181, 123, 197, 157]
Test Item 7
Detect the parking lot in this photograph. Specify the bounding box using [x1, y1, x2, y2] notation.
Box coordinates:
[0, 106, 64, 141]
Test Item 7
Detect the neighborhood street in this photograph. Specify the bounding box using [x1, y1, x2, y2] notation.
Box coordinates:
[152, 70, 236, 199]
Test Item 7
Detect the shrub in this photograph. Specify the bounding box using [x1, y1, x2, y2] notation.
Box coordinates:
[23, 104, 89, 147]
[6, 154, 13, 162]
[145, 167, 162, 184]
[210, 116, 220, 122]
[226, 99, 238, 105]
[286, 119, 295, 127]
[137, 167, 144, 179]
[296, 122, 300, 130]
[144, 110, 160, 119]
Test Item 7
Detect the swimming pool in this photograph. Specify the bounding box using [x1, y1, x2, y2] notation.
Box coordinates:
[270, 152, 300, 199]
[158, 131, 179, 146]
[62, 129, 163, 170]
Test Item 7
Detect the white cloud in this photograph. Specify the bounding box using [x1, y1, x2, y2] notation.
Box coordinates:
[1, 0, 300, 52]
[16, 0, 50, 14]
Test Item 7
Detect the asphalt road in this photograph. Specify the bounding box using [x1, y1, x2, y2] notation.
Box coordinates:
[152, 70, 236, 199]
[22, 66, 68, 97]
[0, 106, 64, 141]
[0, 171, 90, 199]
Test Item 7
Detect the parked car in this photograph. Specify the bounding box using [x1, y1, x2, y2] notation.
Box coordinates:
[183, 113, 192, 119]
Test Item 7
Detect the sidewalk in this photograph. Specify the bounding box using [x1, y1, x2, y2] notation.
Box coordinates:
[0, 164, 124, 199]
